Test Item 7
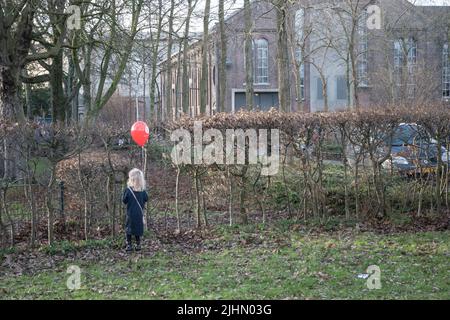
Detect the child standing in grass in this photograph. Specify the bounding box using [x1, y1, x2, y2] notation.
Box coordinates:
[123, 168, 148, 252]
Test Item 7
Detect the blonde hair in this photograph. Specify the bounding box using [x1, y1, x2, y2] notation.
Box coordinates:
[127, 168, 146, 192]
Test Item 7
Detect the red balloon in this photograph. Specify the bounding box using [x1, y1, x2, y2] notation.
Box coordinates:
[131, 121, 150, 147]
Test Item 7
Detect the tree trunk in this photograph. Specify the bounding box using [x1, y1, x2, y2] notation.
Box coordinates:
[244, 0, 254, 110]
[165, 0, 175, 120]
[200, 0, 211, 116]
[29, 182, 37, 247]
[0, 66, 25, 122]
[46, 167, 57, 246]
[149, 0, 163, 123]
[182, 0, 194, 115]
[349, 40, 360, 110]
[276, 1, 291, 112]
[239, 166, 249, 225]
[218, 0, 227, 113]
[23, 70, 33, 119]
[175, 166, 181, 232]
[0, 1, 34, 123]
[82, 75, 92, 121]
[227, 167, 233, 226]
[0, 194, 5, 246]
[49, 0, 68, 122]
[194, 169, 201, 228]
[50, 51, 66, 122]
[200, 177, 208, 227]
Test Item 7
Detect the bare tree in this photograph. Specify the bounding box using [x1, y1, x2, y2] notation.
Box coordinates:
[181, 0, 196, 116]
[0, 0, 64, 122]
[70, 0, 145, 126]
[200, 0, 211, 116]
[244, 0, 254, 110]
[148, 0, 165, 123]
[218, 0, 227, 113]
[165, 0, 176, 120]
[274, 0, 291, 112]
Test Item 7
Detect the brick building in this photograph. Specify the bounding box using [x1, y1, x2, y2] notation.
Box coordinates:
[160, 0, 450, 119]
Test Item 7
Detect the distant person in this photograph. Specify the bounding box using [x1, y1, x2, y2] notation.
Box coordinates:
[123, 168, 148, 252]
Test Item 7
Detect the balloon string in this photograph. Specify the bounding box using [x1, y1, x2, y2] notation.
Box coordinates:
[143, 146, 148, 179]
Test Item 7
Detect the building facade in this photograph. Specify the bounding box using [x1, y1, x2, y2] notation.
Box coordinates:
[160, 0, 450, 119]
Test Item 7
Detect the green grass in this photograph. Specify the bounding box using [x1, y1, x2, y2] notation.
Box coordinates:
[29, 157, 51, 178]
[1, 230, 449, 300]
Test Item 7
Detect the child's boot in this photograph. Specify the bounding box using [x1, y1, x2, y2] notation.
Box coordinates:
[135, 236, 141, 252]
[135, 242, 141, 252]
[126, 242, 133, 252]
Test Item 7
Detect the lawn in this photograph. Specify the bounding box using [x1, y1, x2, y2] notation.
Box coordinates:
[1, 226, 449, 300]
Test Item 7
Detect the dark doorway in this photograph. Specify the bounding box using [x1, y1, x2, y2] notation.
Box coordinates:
[234, 91, 279, 111]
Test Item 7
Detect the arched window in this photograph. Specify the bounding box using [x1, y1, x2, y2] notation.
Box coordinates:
[394, 37, 417, 68]
[443, 43, 450, 99]
[253, 38, 269, 84]
[394, 40, 403, 69]
[407, 37, 417, 66]
[394, 37, 417, 97]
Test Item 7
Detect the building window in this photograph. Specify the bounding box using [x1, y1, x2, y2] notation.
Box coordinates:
[394, 37, 417, 96]
[295, 48, 305, 100]
[253, 38, 269, 84]
[357, 9, 369, 87]
[336, 76, 348, 100]
[394, 37, 417, 68]
[394, 40, 403, 70]
[407, 38, 417, 66]
[443, 43, 450, 99]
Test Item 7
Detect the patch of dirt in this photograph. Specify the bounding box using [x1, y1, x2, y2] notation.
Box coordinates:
[0, 227, 214, 277]
[13, 218, 113, 245]
[360, 212, 450, 234]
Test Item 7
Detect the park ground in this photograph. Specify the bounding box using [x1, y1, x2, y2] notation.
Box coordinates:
[1, 215, 449, 300]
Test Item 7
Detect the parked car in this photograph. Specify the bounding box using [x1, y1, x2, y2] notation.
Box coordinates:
[345, 123, 450, 174]
[381, 123, 450, 174]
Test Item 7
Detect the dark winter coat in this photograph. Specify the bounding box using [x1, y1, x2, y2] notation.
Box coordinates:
[122, 188, 148, 236]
